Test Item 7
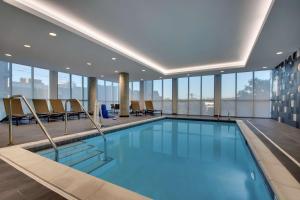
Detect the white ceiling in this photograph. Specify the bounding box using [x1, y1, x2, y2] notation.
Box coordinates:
[0, 0, 299, 80]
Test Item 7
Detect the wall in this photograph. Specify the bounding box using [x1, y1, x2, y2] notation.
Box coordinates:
[271, 51, 300, 128]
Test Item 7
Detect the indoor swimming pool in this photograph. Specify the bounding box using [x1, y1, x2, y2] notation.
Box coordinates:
[37, 119, 274, 200]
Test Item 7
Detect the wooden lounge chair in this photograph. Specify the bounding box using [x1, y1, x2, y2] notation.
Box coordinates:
[70, 99, 86, 119]
[130, 101, 144, 116]
[144, 100, 162, 115]
[32, 99, 64, 122]
[3, 98, 30, 125]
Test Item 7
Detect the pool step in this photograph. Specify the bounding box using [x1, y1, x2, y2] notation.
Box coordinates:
[63, 150, 103, 166]
[82, 157, 114, 174]
[40, 141, 85, 155]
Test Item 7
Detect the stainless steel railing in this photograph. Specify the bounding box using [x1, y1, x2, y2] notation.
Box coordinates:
[8, 95, 58, 161]
[64, 99, 107, 161]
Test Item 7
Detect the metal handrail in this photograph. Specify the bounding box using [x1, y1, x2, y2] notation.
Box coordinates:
[8, 95, 58, 161]
[64, 99, 107, 161]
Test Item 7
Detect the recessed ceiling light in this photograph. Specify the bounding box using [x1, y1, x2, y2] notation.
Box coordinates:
[86, 62, 92, 66]
[159, 77, 162, 79]
[187, 74, 190, 76]
[142, 69, 146, 72]
[112, 57, 117, 61]
[24, 44, 31, 48]
[66, 67, 70, 70]
[114, 70, 119, 73]
[220, 70, 224, 73]
[262, 66, 268, 69]
[100, 75, 104, 78]
[140, 78, 144, 81]
[49, 32, 57, 37]
[4, 53, 12, 57]
[276, 51, 283, 55]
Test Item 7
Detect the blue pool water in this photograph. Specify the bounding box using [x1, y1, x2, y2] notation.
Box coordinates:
[38, 119, 273, 200]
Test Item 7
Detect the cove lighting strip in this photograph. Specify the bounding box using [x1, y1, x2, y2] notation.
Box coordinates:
[4, 0, 274, 75]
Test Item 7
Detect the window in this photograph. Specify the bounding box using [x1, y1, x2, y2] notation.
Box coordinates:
[254, 70, 272, 117]
[58, 72, 70, 99]
[153, 80, 163, 110]
[163, 79, 172, 114]
[0, 61, 10, 119]
[71, 75, 83, 100]
[97, 80, 105, 103]
[144, 80, 152, 100]
[221, 73, 235, 116]
[105, 81, 113, 108]
[188, 76, 201, 115]
[177, 77, 188, 114]
[237, 72, 253, 117]
[132, 82, 140, 100]
[113, 82, 119, 104]
[201, 75, 214, 115]
[12, 63, 32, 98]
[83, 77, 88, 109]
[34, 68, 49, 99]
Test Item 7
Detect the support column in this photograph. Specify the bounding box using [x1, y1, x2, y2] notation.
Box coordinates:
[119, 72, 129, 117]
[49, 70, 58, 99]
[172, 78, 178, 115]
[140, 80, 145, 110]
[88, 77, 97, 113]
[214, 74, 221, 116]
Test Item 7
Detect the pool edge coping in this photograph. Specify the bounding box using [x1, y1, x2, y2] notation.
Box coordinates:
[0, 116, 298, 200]
[236, 120, 300, 200]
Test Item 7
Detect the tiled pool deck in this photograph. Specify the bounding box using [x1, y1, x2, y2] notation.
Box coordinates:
[0, 115, 299, 199]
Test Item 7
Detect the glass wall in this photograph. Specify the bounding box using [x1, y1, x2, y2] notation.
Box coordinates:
[12, 63, 32, 98]
[178, 75, 214, 116]
[163, 79, 172, 114]
[97, 79, 119, 110]
[153, 80, 163, 110]
[201, 75, 214, 115]
[34, 67, 49, 99]
[221, 73, 235, 116]
[58, 72, 70, 99]
[177, 77, 189, 114]
[0, 61, 10, 119]
[71, 75, 83, 100]
[221, 70, 272, 118]
[144, 80, 153, 101]
[188, 76, 201, 115]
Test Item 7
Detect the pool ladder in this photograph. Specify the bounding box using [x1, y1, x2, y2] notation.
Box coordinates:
[8, 95, 59, 160]
[64, 99, 108, 161]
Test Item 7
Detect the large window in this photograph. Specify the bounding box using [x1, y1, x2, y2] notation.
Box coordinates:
[0, 61, 10, 119]
[201, 75, 214, 115]
[71, 75, 83, 100]
[33, 68, 49, 99]
[221, 73, 235, 116]
[131, 81, 140, 100]
[12, 63, 32, 98]
[188, 76, 201, 115]
[163, 79, 172, 114]
[105, 81, 113, 108]
[144, 80, 153, 100]
[58, 72, 70, 99]
[221, 70, 272, 118]
[97, 80, 105, 103]
[153, 80, 163, 110]
[97, 80, 119, 109]
[113, 82, 119, 104]
[177, 77, 188, 114]
[237, 72, 253, 117]
[83, 77, 88, 109]
[254, 71, 272, 117]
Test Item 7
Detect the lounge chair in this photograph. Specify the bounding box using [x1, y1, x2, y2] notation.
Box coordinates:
[70, 99, 86, 119]
[130, 101, 144, 116]
[50, 99, 76, 120]
[32, 99, 63, 122]
[3, 98, 30, 125]
[144, 100, 162, 115]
